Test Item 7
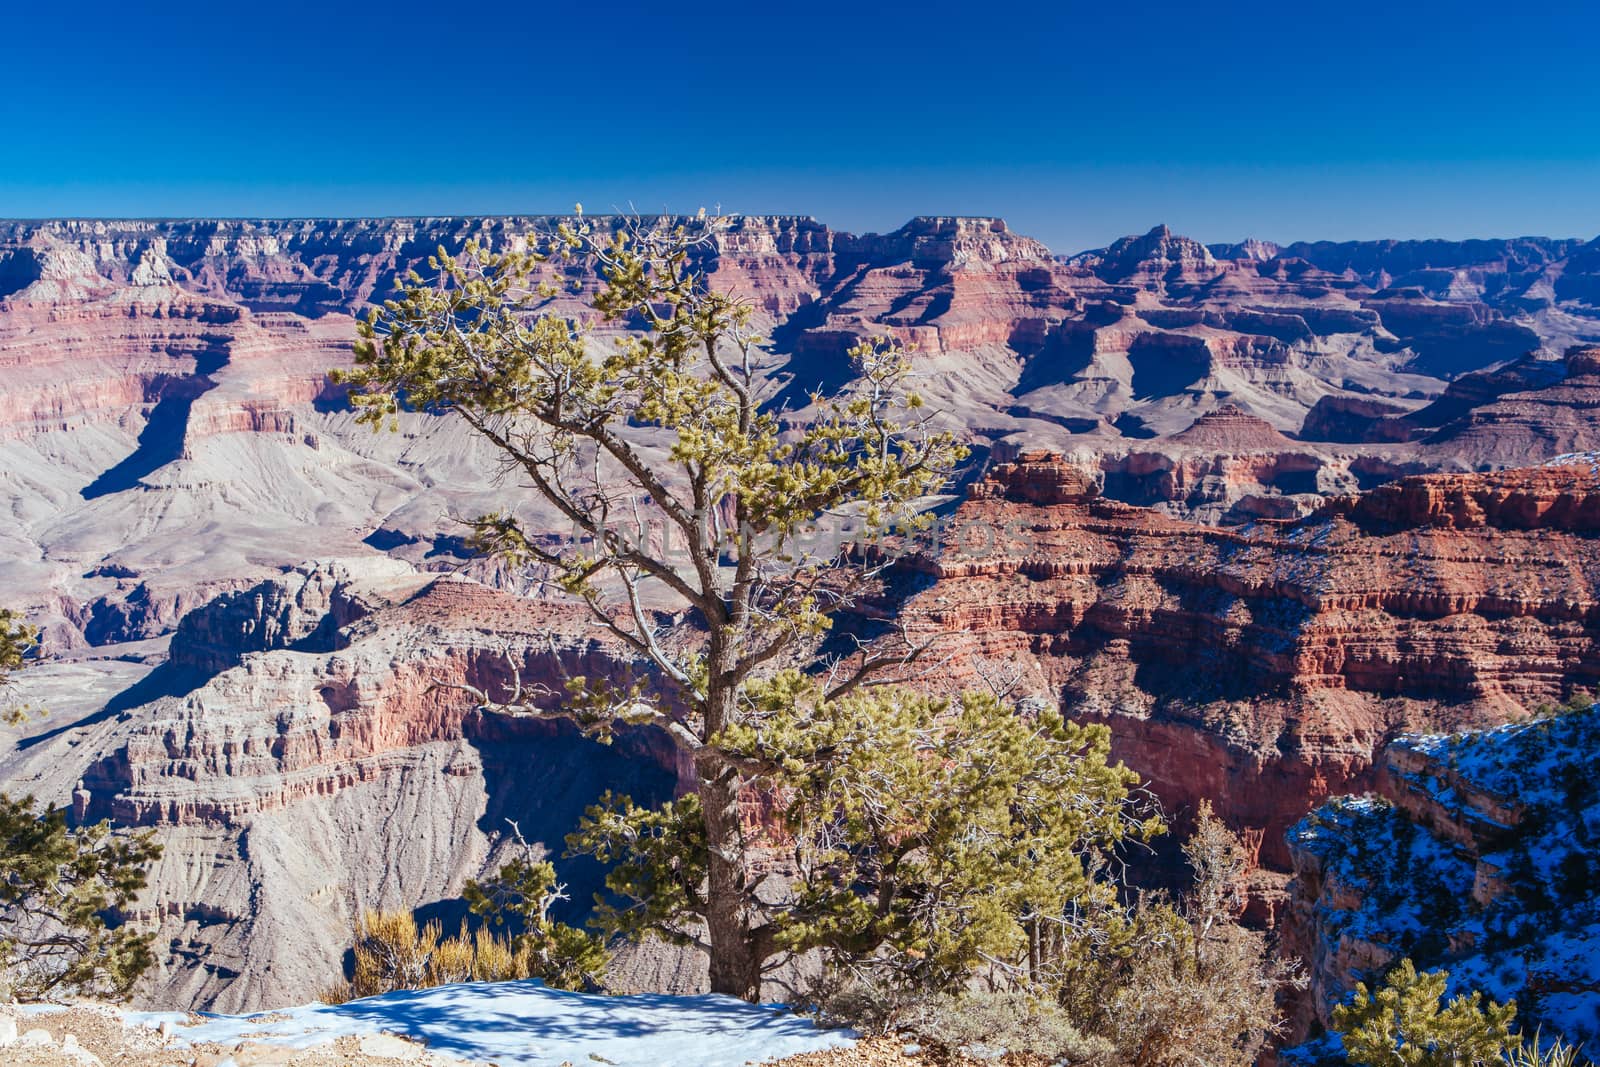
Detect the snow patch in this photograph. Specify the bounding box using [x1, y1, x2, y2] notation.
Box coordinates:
[127, 980, 855, 1067]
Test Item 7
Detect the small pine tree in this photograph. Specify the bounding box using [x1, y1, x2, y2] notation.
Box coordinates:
[0, 609, 40, 726]
[1333, 959, 1518, 1067]
[1, 611, 157, 1001]
[463, 833, 608, 992]
[0, 796, 161, 1000]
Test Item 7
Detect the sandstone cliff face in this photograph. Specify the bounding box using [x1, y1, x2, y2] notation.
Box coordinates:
[1416, 345, 1600, 465]
[1282, 707, 1600, 1057]
[4, 456, 1599, 1014]
[1068, 405, 1409, 523]
[882, 454, 1600, 877]
[0, 562, 684, 1012]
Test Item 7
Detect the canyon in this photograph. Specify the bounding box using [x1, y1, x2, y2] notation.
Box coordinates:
[5, 215, 1600, 651]
[1, 560, 687, 1010]
[3, 214, 1600, 1012]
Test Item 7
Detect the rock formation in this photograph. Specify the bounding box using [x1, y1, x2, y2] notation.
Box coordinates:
[1417, 345, 1600, 464]
[882, 453, 1600, 887]
[5, 214, 1600, 1015]
[1282, 705, 1600, 1057]
[17, 452, 1600, 1010]
[1, 561, 684, 1011]
[4, 215, 1600, 654]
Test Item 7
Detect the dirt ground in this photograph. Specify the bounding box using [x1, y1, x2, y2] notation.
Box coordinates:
[763, 1036, 1051, 1066]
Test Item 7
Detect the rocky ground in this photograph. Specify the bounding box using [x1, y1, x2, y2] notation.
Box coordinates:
[765, 1037, 1049, 1065]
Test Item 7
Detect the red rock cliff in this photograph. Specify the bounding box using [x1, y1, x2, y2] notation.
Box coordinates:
[884, 454, 1600, 878]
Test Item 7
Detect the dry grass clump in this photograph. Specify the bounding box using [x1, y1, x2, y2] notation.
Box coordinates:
[321, 910, 534, 1003]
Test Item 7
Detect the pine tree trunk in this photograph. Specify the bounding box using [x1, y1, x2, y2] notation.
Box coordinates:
[697, 667, 763, 1002]
[698, 762, 763, 1001]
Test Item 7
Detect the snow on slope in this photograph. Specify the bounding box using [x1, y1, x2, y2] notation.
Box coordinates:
[128, 980, 856, 1067]
[1287, 704, 1600, 1058]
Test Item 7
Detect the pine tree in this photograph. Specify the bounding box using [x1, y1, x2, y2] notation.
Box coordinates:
[1333, 959, 1518, 1067]
[0, 608, 39, 726]
[336, 213, 966, 999]
[1, 608, 158, 1001]
[463, 825, 607, 991]
[568, 678, 1156, 996]
[0, 796, 161, 1000]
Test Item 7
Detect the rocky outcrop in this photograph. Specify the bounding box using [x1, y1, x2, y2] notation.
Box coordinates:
[2, 564, 684, 1012]
[1282, 707, 1600, 1057]
[883, 454, 1600, 876]
[1417, 345, 1600, 464]
[1070, 406, 1390, 522]
[1298, 396, 1418, 443]
[168, 558, 418, 673]
[1338, 462, 1600, 531]
[1070, 224, 1223, 292]
[1166, 405, 1296, 451]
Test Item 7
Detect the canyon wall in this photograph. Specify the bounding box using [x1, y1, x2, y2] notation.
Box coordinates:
[884, 453, 1600, 889]
[4, 216, 1599, 655]
[1, 560, 687, 1011]
[12, 450, 1594, 1010]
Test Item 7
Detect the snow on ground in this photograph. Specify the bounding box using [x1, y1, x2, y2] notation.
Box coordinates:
[127, 980, 856, 1067]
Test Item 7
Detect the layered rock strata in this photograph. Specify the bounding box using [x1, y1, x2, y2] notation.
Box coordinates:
[0, 561, 683, 1011]
[6, 216, 1600, 654]
[885, 453, 1600, 877]
[6, 215, 1600, 1016]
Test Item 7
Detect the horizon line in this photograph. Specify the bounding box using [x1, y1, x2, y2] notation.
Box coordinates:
[3, 215, 1596, 258]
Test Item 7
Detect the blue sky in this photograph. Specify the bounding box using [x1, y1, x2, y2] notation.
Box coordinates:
[3, 0, 1597, 252]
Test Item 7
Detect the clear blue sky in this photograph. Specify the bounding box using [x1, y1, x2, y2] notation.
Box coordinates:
[3, 0, 1597, 253]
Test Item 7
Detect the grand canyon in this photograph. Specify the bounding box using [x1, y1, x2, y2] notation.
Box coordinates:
[3, 214, 1599, 1056]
